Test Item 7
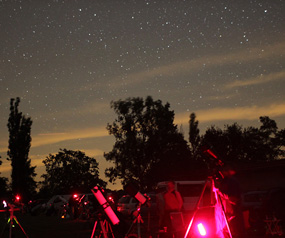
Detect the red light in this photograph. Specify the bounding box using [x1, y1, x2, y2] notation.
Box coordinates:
[73, 194, 78, 199]
[206, 149, 217, 159]
[197, 223, 207, 236]
[15, 195, 20, 201]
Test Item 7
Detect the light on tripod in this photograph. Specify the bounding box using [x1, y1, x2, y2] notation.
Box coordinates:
[91, 186, 120, 225]
[197, 223, 207, 236]
[15, 195, 21, 202]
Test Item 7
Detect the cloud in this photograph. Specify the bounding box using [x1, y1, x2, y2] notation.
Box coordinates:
[206, 93, 238, 101]
[0, 142, 7, 153]
[0, 163, 11, 173]
[31, 126, 110, 148]
[174, 102, 285, 125]
[224, 71, 285, 89]
[31, 101, 111, 122]
[110, 41, 285, 87]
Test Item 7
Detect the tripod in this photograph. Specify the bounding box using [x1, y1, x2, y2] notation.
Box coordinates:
[184, 177, 232, 238]
[91, 213, 115, 238]
[125, 203, 148, 238]
[0, 204, 29, 238]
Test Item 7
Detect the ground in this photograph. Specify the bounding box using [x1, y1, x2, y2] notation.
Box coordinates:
[0, 210, 279, 238]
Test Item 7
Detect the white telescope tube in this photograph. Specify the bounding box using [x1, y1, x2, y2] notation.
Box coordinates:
[91, 186, 120, 225]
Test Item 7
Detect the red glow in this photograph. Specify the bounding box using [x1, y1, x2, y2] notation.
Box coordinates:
[73, 194, 78, 199]
[197, 223, 207, 236]
[184, 179, 232, 238]
[15, 195, 20, 201]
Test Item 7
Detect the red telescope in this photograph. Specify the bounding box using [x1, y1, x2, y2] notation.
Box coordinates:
[91, 186, 120, 225]
[124, 183, 147, 204]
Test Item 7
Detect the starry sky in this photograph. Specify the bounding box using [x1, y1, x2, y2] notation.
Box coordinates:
[0, 0, 284, 190]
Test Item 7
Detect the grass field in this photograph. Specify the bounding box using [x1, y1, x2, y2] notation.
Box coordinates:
[0, 212, 95, 238]
[1, 210, 271, 238]
[0, 210, 159, 238]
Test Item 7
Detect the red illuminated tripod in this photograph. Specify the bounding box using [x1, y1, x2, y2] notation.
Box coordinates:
[184, 176, 232, 238]
[124, 202, 143, 238]
[184, 149, 232, 238]
[91, 212, 115, 238]
[0, 203, 29, 238]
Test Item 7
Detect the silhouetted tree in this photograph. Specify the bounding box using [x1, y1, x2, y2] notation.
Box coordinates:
[0, 156, 9, 198]
[200, 116, 284, 163]
[189, 113, 201, 157]
[40, 149, 106, 196]
[7, 97, 36, 202]
[104, 96, 199, 191]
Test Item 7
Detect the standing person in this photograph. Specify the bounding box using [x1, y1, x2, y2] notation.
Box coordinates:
[163, 181, 183, 233]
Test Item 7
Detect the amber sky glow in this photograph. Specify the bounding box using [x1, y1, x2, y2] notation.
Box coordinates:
[0, 0, 284, 189]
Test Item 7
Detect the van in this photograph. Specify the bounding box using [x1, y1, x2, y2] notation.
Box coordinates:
[156, 180, 205, 211]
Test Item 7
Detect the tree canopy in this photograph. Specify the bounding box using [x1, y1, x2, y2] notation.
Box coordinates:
[0, 156, 8, 198]
[104, 96, 204, 191]
[189, 114, 285, 166]
[40, 149, 106, 196]
[7, 97, 36, 201]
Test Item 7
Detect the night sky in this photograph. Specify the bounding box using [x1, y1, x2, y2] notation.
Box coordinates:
[0, 0, 284, 189]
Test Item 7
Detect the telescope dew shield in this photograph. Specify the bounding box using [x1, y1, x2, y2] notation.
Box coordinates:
[91, 186, 120, 225]
[124, 183, 147, 204]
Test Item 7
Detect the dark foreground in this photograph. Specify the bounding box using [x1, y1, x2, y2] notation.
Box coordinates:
[0, 211, 160, 238]
[0, 212, 280, 238]
[0, 213, 94, 238]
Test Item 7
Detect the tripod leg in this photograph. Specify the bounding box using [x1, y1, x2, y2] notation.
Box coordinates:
[91, 220, 98, 238]
[9, 217, 13, 238]
[219, 204, 232, 238]
[107, 221, 115, 238]
[100, 220, 108, 238]
[13, 216, 29, 238]
[103, 220, 115, 238]
[125, 218, 137, 237]
[138, 219, 141, 238]
[137, 215, 144, 238]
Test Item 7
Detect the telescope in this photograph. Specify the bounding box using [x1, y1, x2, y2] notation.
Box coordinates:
[124, 183, 148, 205]
[91, 186, 120, 225]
